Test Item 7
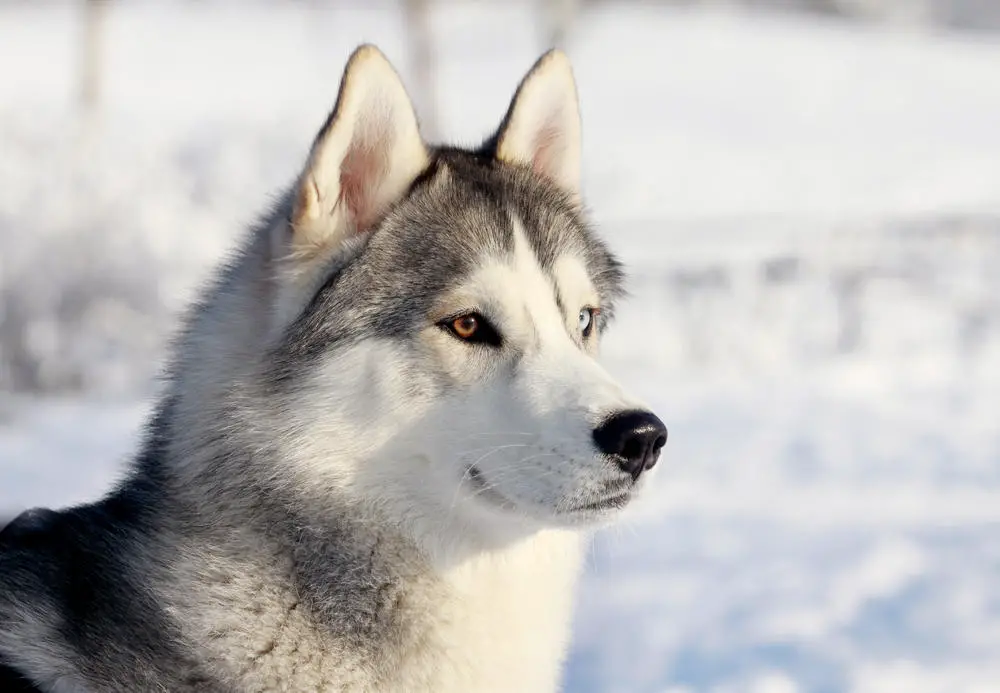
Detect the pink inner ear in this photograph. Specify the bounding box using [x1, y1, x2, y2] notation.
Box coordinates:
[340, 133, 390, 233]
[531, 119, 564, 182]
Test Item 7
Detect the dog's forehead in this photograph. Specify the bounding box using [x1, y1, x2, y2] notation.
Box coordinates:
[269, 156, 623, 384]
[373, 157, 606, 293]
[437, 214, 595, 323]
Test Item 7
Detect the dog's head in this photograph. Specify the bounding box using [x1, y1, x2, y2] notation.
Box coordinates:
[255, 46, 665, 537]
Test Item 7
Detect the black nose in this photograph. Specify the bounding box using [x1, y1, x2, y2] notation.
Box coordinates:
[593, 410, 667, 481]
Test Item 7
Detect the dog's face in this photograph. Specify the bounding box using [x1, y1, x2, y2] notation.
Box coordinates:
[265, 46, 665, 534]
[416, 227, 656, 527]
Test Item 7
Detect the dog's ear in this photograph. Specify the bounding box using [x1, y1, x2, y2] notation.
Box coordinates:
[291, 45, 429, 256]
[494, 49, 582, 200]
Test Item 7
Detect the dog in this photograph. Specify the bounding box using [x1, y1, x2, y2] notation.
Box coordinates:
[0, 45, 667, 692]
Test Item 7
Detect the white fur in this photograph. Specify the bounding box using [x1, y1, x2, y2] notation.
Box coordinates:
[205, 214, 652, 690]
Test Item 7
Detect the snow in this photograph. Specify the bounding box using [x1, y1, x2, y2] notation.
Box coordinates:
[1, 2, 999, 691]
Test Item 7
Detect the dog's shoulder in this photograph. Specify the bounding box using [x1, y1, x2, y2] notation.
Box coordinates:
[0, 506, 64, 599]
[1, 508, 60, 543]
[0, 498, 217, 692]
[0, 658, 45, 693]
[0, 505, 84, 602]
[0, 507, 68, 693]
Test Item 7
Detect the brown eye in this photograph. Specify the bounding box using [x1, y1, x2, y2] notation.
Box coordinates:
[452, 315, 479, 339]
[439, 312, 502, 347]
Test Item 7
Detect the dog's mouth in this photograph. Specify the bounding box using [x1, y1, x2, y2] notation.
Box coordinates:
[463, 465, 634, 520]
[559, 477, 636, 517]
[564, 490, 632, 514]
[464, 465, 518, 511]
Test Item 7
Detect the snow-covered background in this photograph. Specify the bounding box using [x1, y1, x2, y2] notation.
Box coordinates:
[2, 1, 999, 691]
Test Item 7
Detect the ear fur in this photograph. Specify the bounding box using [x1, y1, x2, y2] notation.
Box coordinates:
[494, 49, 582, 199]
[290, 44, 429, 259]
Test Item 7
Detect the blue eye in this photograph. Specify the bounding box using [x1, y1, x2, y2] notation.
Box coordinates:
[579, 307, 597, 337]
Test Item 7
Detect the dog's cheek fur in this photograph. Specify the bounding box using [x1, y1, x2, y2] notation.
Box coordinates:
[268, 340, 442, 492]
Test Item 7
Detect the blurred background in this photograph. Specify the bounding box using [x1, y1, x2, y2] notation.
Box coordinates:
[1, 0, 999, 691]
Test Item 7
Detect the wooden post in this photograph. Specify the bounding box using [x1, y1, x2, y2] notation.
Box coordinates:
[80, 0, 108, 119]
[541, 0, 581, 49]
[403, 0, 438, 141]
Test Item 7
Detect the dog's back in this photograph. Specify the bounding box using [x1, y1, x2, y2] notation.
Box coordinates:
[1, 509, 75, 693]
[0, 659, 41, 692]
[0, 514, 45, 692]
[0, 492, 233, 692]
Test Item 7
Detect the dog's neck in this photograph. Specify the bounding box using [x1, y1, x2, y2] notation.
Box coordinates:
[131, 411, 588, 691]
[154, 478, 585, 691]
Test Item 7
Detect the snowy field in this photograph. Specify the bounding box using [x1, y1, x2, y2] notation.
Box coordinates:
[2, 2, 1000, 691]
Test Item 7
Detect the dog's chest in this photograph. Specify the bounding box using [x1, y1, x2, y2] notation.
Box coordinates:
[387, 531, 585, 692]
[172, 532, 583, 692]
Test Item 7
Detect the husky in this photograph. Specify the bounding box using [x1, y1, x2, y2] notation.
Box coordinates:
[0, 45, 667, 692]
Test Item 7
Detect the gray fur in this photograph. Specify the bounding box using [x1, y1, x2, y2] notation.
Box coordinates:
[0, 46, 658, 693]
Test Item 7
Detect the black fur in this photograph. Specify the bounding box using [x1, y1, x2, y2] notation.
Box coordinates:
[0, 658, 44, 693]
[0, 406, 232, 692]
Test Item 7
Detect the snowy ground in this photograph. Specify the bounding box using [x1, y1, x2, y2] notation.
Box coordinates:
[1, 2, 999, 691]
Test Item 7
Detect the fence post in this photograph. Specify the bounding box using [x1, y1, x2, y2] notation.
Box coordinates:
[80, 0, 108, 120]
